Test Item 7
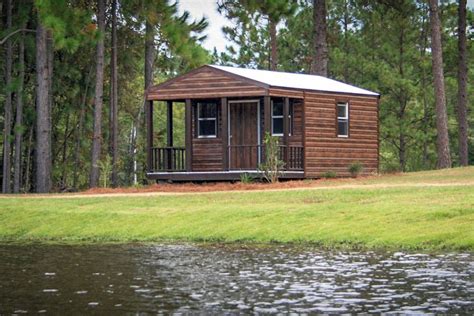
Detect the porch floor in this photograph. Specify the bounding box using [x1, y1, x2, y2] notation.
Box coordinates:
[147, 170, 305, 181]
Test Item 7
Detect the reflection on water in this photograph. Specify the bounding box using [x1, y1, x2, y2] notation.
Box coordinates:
[0, 244, 472, 314]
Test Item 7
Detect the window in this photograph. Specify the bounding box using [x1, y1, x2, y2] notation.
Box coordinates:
[271, 100, 292, 136]
[337, 102, 349, 137]
[197, 102, 217, 138]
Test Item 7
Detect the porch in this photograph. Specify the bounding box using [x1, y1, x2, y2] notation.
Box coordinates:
[146, 96, 305, 181]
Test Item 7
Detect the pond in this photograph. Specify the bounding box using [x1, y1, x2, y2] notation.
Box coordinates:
[0, 244, 472, 314]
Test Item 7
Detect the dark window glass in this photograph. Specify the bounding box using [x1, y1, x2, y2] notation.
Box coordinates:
[198, 103, 217, 118]
[271, 101, 294, 136]
[199, 120, 216, 137]
[338, 120, 348, 136]
[337, 104, 347, 118]
[273, 118, 283, 135]
[198, 102, 217, 137]
[272, 102, 283, 116]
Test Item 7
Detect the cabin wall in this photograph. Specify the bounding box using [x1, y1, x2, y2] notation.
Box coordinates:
[304, 92, 379, 177]
[289, 100, 304, 147]
[191, 100, 224, 171]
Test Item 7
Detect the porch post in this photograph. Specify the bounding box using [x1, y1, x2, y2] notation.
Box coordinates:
[166, 100, 173, 170]
[166, 101, 173, 147]
[146, 100, 154, 173]
[264, 96, 271, 136]
[283, 97, 290, 169]
[263, 96, 271, 164]
[221, 97, 228, 170]
[185, 99, 193, 172]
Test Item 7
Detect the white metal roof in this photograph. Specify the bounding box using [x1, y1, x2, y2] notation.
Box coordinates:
[209, 65, 379, 97]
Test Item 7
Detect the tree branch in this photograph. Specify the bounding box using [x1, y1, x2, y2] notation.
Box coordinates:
[0, 28, 36, 45]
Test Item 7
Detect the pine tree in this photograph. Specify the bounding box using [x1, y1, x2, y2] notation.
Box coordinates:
[110, 0, 119, 187]
[35, 20, 52, 193]
[457, 0, 468, 166]
[311, 0, 328, 76]
[90, 0, 106, 188]
[218, 0, 297, 70]
[428, 0, 452, 169]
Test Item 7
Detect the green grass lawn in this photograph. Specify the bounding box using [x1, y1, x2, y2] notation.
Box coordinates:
[0, 167, 473, 250]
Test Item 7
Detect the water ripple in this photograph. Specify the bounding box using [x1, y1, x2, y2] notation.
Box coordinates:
[0, 244, 472, 314]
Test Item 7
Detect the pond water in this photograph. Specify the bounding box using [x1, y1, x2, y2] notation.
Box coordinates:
[0, 244, 472, 314]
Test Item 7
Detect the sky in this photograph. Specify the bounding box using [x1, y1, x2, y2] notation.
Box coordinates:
[179, 0, 474, 53]
[178, 0, 232, 53]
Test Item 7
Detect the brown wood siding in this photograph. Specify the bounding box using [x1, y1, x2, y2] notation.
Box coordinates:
[192, 139, 224, 171]
[289, 100, 303, 147]
[304, 92, 379, 177]
[147, 67, 267, 100]
[191, 101, 224, 171]
[269, 87, 304, 98]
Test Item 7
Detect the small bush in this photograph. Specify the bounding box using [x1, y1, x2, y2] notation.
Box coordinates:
[381, 161, 400, 174]
[99, 155, 112, 188]
[322, 171, 337, 178]
[240, 173, 254, 184]
[258, 132, 285, 183]
[348, 161, 363, 177]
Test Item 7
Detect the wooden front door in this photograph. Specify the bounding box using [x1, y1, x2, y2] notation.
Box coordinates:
[229, 101, 259, 169]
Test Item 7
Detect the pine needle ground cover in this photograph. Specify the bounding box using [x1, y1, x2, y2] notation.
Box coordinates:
[0, 167, 473, 250]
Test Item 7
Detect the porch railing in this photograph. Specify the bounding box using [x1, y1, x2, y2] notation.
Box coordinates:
[151, 147, 186, 172]
[229, 145, 304, 171]
[280, 145, 304, 170]
[150, 145, 304, 173]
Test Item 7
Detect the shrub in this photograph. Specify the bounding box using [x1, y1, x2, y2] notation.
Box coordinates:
[348, 161, 363, 177]
[322, 171, 337, 178]
[240, 173, 254, 184]
[99, 155, 112, 188]
[258, 132, 285, 183]
[381, 161, 400, 174]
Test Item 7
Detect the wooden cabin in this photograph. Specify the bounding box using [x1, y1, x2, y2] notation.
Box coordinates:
[145, 65, 380, 181]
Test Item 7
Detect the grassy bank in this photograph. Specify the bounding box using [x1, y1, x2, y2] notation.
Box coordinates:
[0, 167, 473, 250]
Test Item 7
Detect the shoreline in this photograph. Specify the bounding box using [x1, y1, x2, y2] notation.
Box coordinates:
[0, 238, 472, 253]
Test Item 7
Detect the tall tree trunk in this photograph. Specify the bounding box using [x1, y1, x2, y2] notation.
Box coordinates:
[13, 29, 25, 193]
[457, 0, 468, 166]
[269, 19, 277, 71]
[144, 21, 154, 92]
[89, 0, 106, 188]
[311, 0, 328, 76]
[429, 0, 451, 169]
[110, 0, 119, 187]
[342, 0, 349, 82]
[35, 22, 52, 193]
[420, 4, 430, 169]
[130, 19, 154, 185]
[2, 0, 13, 193]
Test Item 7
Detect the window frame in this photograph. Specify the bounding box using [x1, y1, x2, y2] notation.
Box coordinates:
[197, 101, 217, 138]
[271, 100, 292, 137]
[336, 101, 349, 138]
